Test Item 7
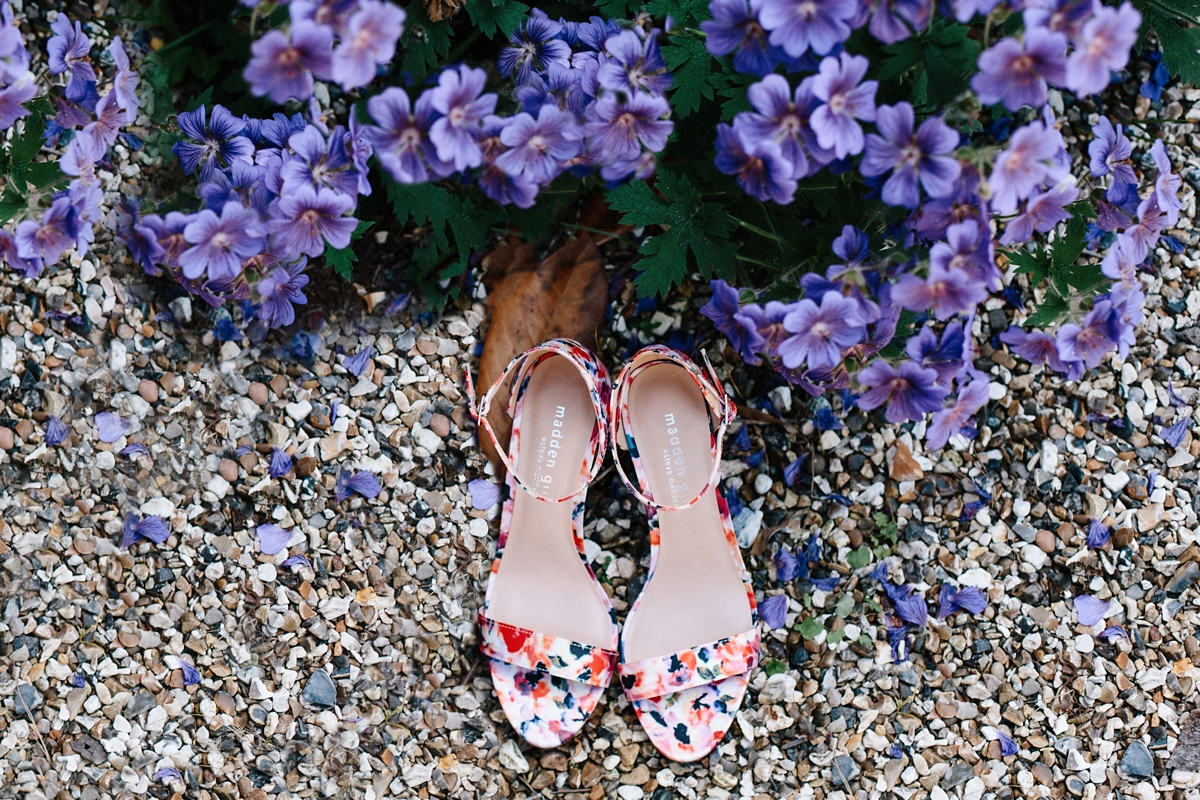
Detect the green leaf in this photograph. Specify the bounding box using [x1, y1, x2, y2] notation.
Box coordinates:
[10, 160, 67, 193]
[464, 0, 529, 38]
[846, 545, 872, 570]
[864, 598, 883, 614]
[663, 35, 714, 119]
[1050, 216, 1088, 295]
[0, 186, 25, 224]
[797, 616, 823, 639]
[762, 658, 787, 677]
[826, 628, 845, 645]
[385, 179, 496, 287]
[351, 220, 374, 239]
[1005, 245, 1051, 286]
[1023, 293, 1070, 328]
[872, 544, 892, 560]
[11, 110, 44, 166]
[595, 0, 641, 16]
[607, 179, 667, 229]
[834, 593, 855, 617]
[324, 240, 359, 281]
[921, 19, 981, 107]
[400, 3, 452, 82]
[1139, 5, 1200, 85]
[646, 0, 708, 26]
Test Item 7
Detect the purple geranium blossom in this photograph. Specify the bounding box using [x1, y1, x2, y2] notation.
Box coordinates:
[1064, 2, 1140, 97]
[269, 186, 357, 258]
[583, 91, 673, 163]
[598, 30, 671, 96]
[867, 0, 932, 44]
[1088, 117, 1136, 185]
[257, 259, 310, 328]
[331, 0, 405, 90]
[891, 259, 988, 319]
[80, 91, 133, 151]
[0, 228, 41, 278]
[1000, 326, 1082, 379]
[478, 117, 539, 208]
[810, 53, 877, 159]
[936, 584, 987, 618]
[496, 104, 580, 184]
[469, 478, 501, 510]
[1151, 139, 1182, 226]
[714, 122, 797, 204]
[179, 202, 266, 282]
[1074, 594, 1112, 626]
[1162, 417, 1190, 449]
[199, 160, 272, 216]
[336, 469, 382, 501]
[830, 225, 869, 276]
[121, 514, 170, 548]
[365, 87, 450, 184]
[45, 416, 68, 446]
[739, 74, 812, 179]
[988, 120, 1066, 214]
[906, 321, 964, 385]
[429, 65, 497, 171]
[1024, 0, 1094, 37]
[1086, 518, 1110, 549]
[999, 182, 1079, 246]
[759, 594, 788, 629]
[860, 102, 960, 208]
[244, 21, 333, 104]
[777, 292, 866, 370]
[0, 76, 36, 130]
[971, 29, 1067, 111]
[172, 105, 256, 181]
[926, 375, 990, 449]
[701, 0, 777, 75]
[757, 0, 858, 57]
[270, 447, 293, 478]
[54, 77, 97, 129]
[857, 360, 949, 422]
[733, 301, 793, 364]
[15, 197, 79, 266]
[344, 346, 372, 376]
[109, 38, 140, 111]
[700, 279, 742, 338]
[498, 10, 571, 83]
[1057, 300, 1118, 370]
[281, 125, 360, 198]
[257, 523, 294, 555]
[47, 16, 96, 82]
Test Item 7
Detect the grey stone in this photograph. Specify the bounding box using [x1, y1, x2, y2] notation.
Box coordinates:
[1054, 736, 1082, 755]
[831, 755, 860, 788]
[13, 683, 42, 712]
[125, 691, 155, 717]
[1121, 741, 1155, 778]
[302, 669, 337, 708]
[1166, 562, 1200, 595]
[72, 735, 107, 765]
[942, 761, 974, 789]
[1168, 713, 1200, 771]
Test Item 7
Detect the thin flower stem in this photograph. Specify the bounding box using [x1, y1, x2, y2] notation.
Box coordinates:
[735, 253, 777, 269]
[559, 222, 634, 242]
[729, 215, 789, 248]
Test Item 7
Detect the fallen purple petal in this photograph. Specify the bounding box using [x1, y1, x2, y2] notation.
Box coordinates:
[1074, 594, 1112, 626]
[1162, 417, 1190, 448]
[120, 515, 170, 548]
[987, 727, 1018, 756]
[96, 411, 129, 442]
[344, 347, 372, 377]
[759, 593, 788, 629]
[281, 554, 312, 570]
[270, 447, 293, 478]
[175, 657, 201, 685]
[811, 576, 841, 592]
[45, 416, 68, 446]
[775, 547, 799, 582]
[120, 443, 150, 458]
[1086, 518, 1110, 549]
[894, 591, 928, 627]
[154, 767, 183, 782]
[336, 469, 382, 501]
[468, 478, 501, 510]
[1099, 625, 1129, 640]
[257, 523, 293, 555]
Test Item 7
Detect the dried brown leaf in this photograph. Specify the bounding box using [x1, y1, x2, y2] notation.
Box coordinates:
[424, 0, 463, 22]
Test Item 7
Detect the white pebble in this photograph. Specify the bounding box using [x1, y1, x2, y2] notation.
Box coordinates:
[754, 473, 773, 494]
[1074, 634, 1094, 654]
[95, 451, 116, 470]
[258, 563, 277, 583]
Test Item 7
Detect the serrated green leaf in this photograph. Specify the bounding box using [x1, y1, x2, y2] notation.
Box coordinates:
[0, 186, 25, 224]
[1146, 8, 1200, 85]
[846, 545, 872, 570]
[607, 179, 668, 229]
[1006, 246, 1050, 285]
[633, 223, 692, 297]
[1024, 293, 1070, 328]
[10, 161, 68, 193]
[351, 220, 374, 239]
[762, 658, 787, 676]
[11, 110, 44, 166]
[1052, 216, 1087, 270]
[400, 3, 452, 82]
[463, 0, 529, 38]
[324, 241, 358, 281]
[646, 0, 708, 26]
[663, 35, 714, 119]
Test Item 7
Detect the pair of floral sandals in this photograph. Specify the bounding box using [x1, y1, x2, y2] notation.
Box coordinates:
[465, 339, 761, 762]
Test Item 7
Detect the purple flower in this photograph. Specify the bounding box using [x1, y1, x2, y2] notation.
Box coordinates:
[894, 590, 928, 627]
[886, 621, 911, 661]
[999, 326, 1081, 378]
[856, 360, 949, 423]
[48, 16, 96, 82]
[15, 197, 79, 266]
[739, 75, 812, 179]
[429, 65, 497, 171]
[971, 29, 1067, 111]
[79, 91, 133, 153]
[584, 91, 673, 163]
[1151, 139, 1182, 227]
[173, 657, 202, 686]
[1024, 0, 1094, 37]
[365, 87, 449, 184]
[281, 125, 360, 198]
[1099, 625, 1129, 640]
[812, 576, 840, 591]
[989, 120, 1066, 214]
[45, 416, 68, 446]
[154, 767, 183, 783]
[120, 443, 151, 458]
[891, 258, 988, 320]
[109, 38, 140, 111]
[1088, 117, 1136, 184]
[701, 279, 743, 338]
[783, 455, 808, 487]
[775, 547, 799, 581]
[867, 0, 932, 44]
[331, 0, 405, 90]
[344, 346, 372, 376]
[0, 228, 40, 278]
[336, 469, 382, 501]
[1057, 300, 1118, 370]
[860, 102, 960, 209]
[757, 0, 858, 57]
[0, 76, 35, 131]
[498, 11, 571, 83]
[496, 105, 580, 184]
[269, 186, 357, 258]
[469, 478, 501, 510]
[988, 727, 1019, 757]
[1000, 182, 1079, 246]
[1086, 518, 1111, 549]
[1074, 594, 1112, 626]
[244, 21, 333, 104]
[270, 447, 293, 478]
[54, 77, 97, 129]
[715, 122, 796, 204]
[936, 584, 987, 619]
[478, 117, 539, 208]
[701, 0, 777, 76]
[179, 202, 265, 282]
[810, 53, 877, 159]
[778, 293, 866, 370]
[598, 30, 671, 96]
[281, 554, 313, 570]
[906, 322, 964, 385]
[733, 301, 792, 364]
[926, 376, 990, 449]
[1064, 2, 1140, 97]
[95, 411, 129, 443]
[257, 523, 294, 555]
[1162, 417, 1190, 449]
[257, 259, 310, 328]
[172, 105, 256, 181]
[121, 514, 170, 548]
[200, 160, 272, 216]
[759, 593, 789, 629]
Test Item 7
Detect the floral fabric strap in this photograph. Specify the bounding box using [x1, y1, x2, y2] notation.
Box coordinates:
[478, 613, 618, 688]
[464, 338, 610, 503]
[610, 345, 737, 511]
[617, 628, 761, 701]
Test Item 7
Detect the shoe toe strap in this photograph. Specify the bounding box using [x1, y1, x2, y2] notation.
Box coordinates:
[479, 614, 618, 688]
[618, 628, 760, 701]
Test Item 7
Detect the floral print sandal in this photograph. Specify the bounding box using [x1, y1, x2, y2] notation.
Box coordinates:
[610, 345, 760, 762]
[466, 339, 619, 748]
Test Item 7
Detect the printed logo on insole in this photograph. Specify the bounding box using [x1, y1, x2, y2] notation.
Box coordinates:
[661, 412, 690, 507]
[532, 404, 566, 494]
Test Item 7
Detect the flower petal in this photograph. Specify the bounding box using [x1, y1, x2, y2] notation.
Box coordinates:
[759, 593, 788, 629]
[1074, 594, 1112, 626]
[468, 478, 500, 510]
[96, 411, 129, 442]
[257, 523, 294, 555]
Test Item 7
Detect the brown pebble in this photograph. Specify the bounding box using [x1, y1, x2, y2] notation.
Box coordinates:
[847, 528, 864, 548]
[0, 428, 12, 450]
[295, 456, 317, 477]
[215, 691, 236, 715]
[117, 631, 140, 648]
[1111, 527, 1136, 549]
[239, 452, 258, 472]
[73, 537, 94, 555]
[429, 413, 451, 438]
[218, 459, 239, 482]
[14, 418, 32, 440]
[248, 382, 268, 406]
[540, 752, 567, 771]
[138, 379, 159, 403]
[1035, 530, 1056, 553]
[269, 374, 288, 397]
[159, 372, 176, 395]
[416, 337, 438, 355]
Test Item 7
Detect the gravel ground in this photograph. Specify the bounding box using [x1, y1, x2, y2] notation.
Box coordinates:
[7, 15, 1200, 800]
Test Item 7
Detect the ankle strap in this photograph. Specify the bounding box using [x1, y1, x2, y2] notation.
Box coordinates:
[609, 345, 736, 511]
[465, 338, 611, 503]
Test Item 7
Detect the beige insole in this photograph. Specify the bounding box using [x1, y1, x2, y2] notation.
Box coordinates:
[621, 363, 754, 663]
[486, 355, 615, 649]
